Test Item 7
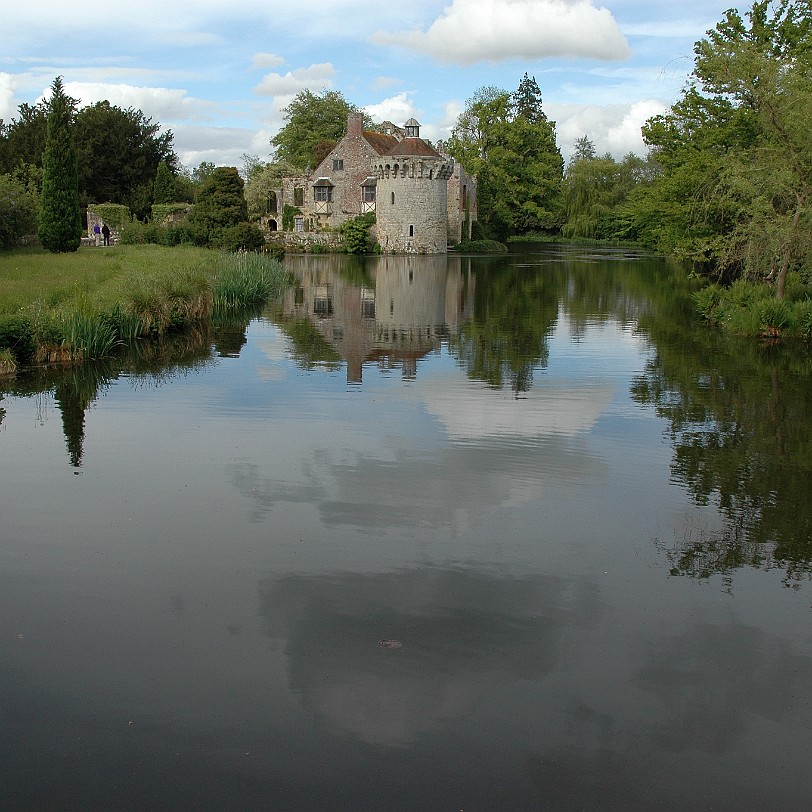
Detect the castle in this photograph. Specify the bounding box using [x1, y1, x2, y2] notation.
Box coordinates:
[271, 113, 476, 254]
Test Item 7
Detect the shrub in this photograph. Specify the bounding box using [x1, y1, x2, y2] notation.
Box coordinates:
[340, 212, 376, 254]
[218, 222, 266, 252]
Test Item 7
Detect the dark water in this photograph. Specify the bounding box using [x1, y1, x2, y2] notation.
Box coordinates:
[2, 246, 811, 811]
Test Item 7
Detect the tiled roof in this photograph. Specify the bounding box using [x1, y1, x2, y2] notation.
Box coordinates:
[363, 131, 400, 155]
[383, 137, 442, 158]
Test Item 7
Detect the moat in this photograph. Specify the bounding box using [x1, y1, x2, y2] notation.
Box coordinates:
[2, 246, 811, 810]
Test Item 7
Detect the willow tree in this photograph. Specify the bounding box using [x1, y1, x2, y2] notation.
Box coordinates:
[38, 77, 82, 252]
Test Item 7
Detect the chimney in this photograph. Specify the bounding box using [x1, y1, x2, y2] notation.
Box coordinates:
[347, 112, 363, 137]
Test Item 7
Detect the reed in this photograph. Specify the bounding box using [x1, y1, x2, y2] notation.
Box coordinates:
[0, 348, 16, 377]
[213, 252, 289, 313]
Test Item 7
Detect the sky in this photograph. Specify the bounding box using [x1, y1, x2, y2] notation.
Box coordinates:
[0, 0, 749, 170]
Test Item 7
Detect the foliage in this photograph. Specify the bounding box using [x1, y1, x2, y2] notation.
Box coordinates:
[217, 222, 266, 252]
[339, 212, 376, 254]
[151, 203, 192, 224]
[633, 0, 812, 302]
[453, 239, 508, 253]
[282, 204, 302, 232]
[447, 75, 563, 240]
[0, 101, 48, 175]
[213, 252, 289, 313]
[271, 90, 371, 170]
[695, 275, 812, 338]
[0, 347, 16, 376]
[0, 169, 40, 249]
[153, 160, 175, 204]
[244, 160, 297, 220]
[562, 150, 659, 240]
[1, 89, 177, 220]
[38, 77, 82, 253]
[91, 203, 130, 232]
[188, 167, 249, 246]
[0, 314, 36, 365]
[74, 101, 177, 219]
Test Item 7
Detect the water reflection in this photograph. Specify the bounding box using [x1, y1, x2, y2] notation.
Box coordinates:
[258, 568, 595, 747]
[279, 254, 475, 383]
[632, 317, 812, 585]
[2, 247, 812, 808]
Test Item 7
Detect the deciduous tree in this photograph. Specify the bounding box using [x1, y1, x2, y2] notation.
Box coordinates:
[271, 90, 370, 170]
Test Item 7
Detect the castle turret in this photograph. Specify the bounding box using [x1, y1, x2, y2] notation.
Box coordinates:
[373, 120, 454, 254]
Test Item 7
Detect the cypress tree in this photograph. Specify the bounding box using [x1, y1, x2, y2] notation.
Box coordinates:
[38, 77, 82, 252]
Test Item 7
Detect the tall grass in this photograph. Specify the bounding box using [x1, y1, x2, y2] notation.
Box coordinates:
[213, 252, 290, 313]
[0, 245, 291, 368]
[124, 268, 213, 334]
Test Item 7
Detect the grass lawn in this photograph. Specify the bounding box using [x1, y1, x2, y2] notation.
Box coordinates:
[0, 244, 220, 316]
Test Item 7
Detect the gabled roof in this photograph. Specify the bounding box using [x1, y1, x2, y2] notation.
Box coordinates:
[383, 137, 442, 158]
[362, 130, 400, 155]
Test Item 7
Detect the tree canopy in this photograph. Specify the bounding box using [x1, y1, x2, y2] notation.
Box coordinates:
[631, 0, 812, 299]
[271, 89, 371, 171]
[447, 75, 563, 240]
[0, 89, 177, 221]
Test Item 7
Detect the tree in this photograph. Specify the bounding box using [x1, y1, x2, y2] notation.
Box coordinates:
[447, 77, 563, 240]
[74, 101, 177, 218]
[153, 160, 175, 204]
[0, 169, 40, 250]
[0, 101, 48, 175]
[188, 166, 248, 245]
[271, 90, 370, 170]
[562, 147, 659, 240]
[38, 77, 82, 253]
[635, 1, 812, 298]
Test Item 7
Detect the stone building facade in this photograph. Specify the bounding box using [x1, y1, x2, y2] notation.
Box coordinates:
[271, 114, 476, 253]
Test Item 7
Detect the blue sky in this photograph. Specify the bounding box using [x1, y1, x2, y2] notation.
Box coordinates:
[0, 1, 748, 170]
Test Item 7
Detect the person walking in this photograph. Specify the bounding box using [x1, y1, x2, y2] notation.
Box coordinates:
[93, 222, 101, 246]
[101, 223, 111, 246]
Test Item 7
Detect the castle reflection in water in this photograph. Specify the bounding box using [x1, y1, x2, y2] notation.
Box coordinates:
[282, 254, 477, 383]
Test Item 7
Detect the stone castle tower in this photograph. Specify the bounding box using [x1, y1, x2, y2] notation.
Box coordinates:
[373, 119, 454, 254]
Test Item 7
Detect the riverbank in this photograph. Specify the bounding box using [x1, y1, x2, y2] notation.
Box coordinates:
[0, 244, 290, 373]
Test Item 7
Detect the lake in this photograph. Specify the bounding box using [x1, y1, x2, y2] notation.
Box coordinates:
[2, 246, 811, 810]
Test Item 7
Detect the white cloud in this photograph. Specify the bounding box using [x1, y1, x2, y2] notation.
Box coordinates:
[364, 92, 419, 126]
[253, 63, 336, 97]
[63, 82, 210, 123]
[251, 53, 285, 70]
[0, 73, 18, 120]
[550, 98, 667, 160]
[372, 0, 630, 64]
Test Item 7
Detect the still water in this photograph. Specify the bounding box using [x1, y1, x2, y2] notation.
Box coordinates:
[2, 246, 811, 810]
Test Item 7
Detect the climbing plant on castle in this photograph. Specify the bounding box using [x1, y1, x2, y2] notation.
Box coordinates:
[447, 75, 563, 241]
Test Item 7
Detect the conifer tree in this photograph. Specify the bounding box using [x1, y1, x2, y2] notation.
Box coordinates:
[153, 160, 175, 204]
[38, 77, 82, 253]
